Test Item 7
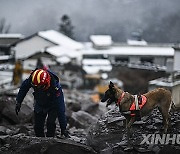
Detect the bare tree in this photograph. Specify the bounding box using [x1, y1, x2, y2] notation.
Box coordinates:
[0, 18, 11, 34]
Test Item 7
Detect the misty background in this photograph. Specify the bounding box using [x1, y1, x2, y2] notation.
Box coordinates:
[0, 0, 180, 43]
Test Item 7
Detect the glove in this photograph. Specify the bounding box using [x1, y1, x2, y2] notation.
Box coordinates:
[61, 129, 70, 138]
[15, 102, 21, 115]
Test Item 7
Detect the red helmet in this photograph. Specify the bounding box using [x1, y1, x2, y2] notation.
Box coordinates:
[31, 69, 51, 90]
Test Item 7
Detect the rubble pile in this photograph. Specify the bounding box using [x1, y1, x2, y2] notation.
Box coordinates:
[1, 88, 180, 153]
[0, 134, 96, 154]
[87, 105, 180, 153]
[0, 88, 106, 153]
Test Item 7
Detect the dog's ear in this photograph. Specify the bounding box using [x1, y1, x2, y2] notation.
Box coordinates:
[109, 81, 114, 89]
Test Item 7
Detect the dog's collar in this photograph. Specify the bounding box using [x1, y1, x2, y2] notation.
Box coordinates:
[117, 92, 125, 105]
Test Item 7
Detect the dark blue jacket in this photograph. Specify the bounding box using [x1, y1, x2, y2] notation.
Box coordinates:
[16, 70, 67, 131]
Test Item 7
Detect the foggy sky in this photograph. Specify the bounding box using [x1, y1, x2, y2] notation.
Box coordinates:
[0, 0, 180, 43]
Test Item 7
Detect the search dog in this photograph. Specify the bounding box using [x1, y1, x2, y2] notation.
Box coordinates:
[101, 81, 172, 141]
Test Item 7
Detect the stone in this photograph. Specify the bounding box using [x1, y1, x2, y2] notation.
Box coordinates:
[69, 111, 98, 128]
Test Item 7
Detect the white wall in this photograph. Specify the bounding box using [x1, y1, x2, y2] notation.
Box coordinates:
[15, 36, 54, 59]
[166, 58, 174, 73]
[172, 85, 180, 107]
[174, 50, 180, 71]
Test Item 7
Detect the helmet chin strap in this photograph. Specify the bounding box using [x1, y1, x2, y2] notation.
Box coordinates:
[43, 83, 50, 90]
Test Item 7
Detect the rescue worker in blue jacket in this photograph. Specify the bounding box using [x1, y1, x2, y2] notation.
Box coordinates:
[15, 68, 69, 137]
